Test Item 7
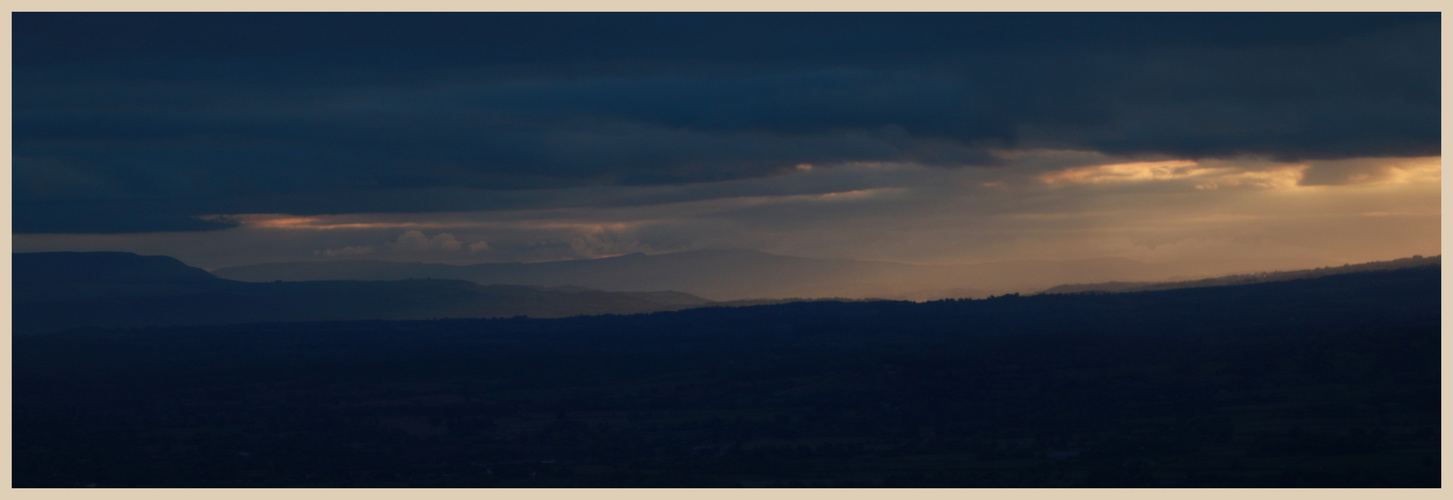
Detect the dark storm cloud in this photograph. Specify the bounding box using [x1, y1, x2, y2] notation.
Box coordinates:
[13, 13, 1439, 233]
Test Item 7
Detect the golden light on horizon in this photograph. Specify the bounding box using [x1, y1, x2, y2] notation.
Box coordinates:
[1036, 156, 1441, 191]
[207, 213, 661, 234]
[221, 214, 477, 231]
[1037, 159, 1201, 185]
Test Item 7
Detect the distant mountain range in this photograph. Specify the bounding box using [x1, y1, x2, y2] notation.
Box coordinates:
[1039, 255, 1441, 295]
[213, 248, 1245, 300]
[15, 250, 1410, 335]
[12, 252, 717, 335]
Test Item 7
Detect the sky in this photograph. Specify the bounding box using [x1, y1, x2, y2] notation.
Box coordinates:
[11, 13, 1442, 271]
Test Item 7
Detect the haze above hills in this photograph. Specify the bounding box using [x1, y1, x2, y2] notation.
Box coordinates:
[12, 252, 717, 335]
[15, 249, 1432, 336]
[213, 248, 1333, 301]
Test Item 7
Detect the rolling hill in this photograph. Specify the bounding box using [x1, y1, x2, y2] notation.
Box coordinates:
[213, 249, 1222, 300]
[13, 263, 1440, 487]
[12, 252, 715, 335]
[1039, 255, 1441, 295]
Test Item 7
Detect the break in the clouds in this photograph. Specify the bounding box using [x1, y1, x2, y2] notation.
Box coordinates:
[10, 13, 1441, 277]
[15, 153, 1439, 271]
[13, 13, 1439, 234]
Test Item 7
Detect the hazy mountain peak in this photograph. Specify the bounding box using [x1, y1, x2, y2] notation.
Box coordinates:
[14, 251, 221, 289]
[12, 251, 722, 335]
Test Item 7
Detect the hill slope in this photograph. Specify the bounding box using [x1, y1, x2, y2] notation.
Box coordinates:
[213, 249, 1205, 300]
[12, 252, 714, 335]
[13, 264, 1439, 487]
[1040, 255, 1441, 295]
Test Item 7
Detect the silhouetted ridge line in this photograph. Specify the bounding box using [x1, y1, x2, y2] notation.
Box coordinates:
[212, 249, 1248, 300]
[1039, 254, 1439, 295]
[11, 251, 719, 335]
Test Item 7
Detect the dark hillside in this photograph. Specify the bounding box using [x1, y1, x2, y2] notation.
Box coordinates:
[14, 252, 226, 301]
[212, 249, 913, 300]
[211, 249, 1198, 300]
[1040, 254, 1440, 295]
[12, 265, 1440, 487]
[12, 252, 716, 335]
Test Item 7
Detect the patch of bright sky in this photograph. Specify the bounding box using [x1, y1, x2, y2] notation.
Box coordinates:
[12, 153, 1440, 273]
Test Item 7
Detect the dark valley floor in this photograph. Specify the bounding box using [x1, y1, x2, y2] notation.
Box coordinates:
[12, 265, 1441, 487]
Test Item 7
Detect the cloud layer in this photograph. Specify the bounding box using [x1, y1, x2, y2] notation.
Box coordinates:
[15, 151, 1438, 273]
[13, 13, 1440, 233]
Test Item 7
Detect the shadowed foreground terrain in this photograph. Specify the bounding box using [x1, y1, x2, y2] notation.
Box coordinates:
[12, 265, 1440, 487]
